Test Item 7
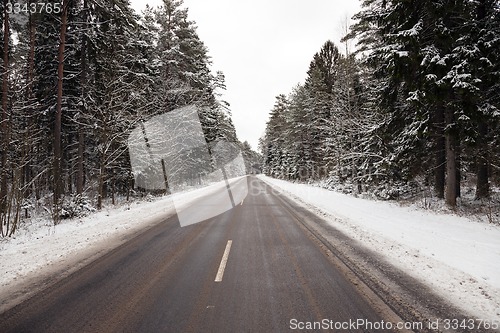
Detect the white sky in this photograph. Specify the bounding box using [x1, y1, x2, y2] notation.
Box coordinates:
[130, 0, 362, 151]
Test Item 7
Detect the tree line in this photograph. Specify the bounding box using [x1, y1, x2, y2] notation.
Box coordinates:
[0, 0, 244, 236]
[261, 0, 499, 207]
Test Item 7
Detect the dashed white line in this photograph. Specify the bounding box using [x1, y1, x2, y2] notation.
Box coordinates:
[215, 240, 233, 282]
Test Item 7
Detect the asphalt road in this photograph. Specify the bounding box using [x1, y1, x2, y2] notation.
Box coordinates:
[0, 177, 402, 333]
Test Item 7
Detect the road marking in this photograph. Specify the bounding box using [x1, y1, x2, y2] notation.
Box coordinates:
[215, 240, 232, 282]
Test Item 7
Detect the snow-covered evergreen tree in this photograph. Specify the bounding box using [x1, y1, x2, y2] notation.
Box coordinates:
[0, 0, 244, 233]
[349, 0, 499, 206]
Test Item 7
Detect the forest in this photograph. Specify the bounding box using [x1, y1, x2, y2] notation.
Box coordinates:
[0, 0, 259, 236]
[261, 0, 499, 207]
[1, 0, 499, 237]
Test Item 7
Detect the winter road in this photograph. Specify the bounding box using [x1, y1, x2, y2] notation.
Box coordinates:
[0, 177, 410, 332]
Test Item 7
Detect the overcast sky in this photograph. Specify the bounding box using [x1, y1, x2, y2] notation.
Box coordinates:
[130, 0, 362, 151]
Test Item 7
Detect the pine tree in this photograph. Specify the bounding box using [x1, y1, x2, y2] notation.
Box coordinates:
[350, 0, 484, 206]
[153, 0, 239, 175]
[84, 0, 145, 208]
[304, 40, 341, 178]
[264, 94, 289, 178]
[155, 0, 214, 111]
[53, 0, 69, 207]
[0, 0, 249, 233]
[241, 141, 261, 174]
[467, 0, 500, 198]
[1, 0, 10, 215]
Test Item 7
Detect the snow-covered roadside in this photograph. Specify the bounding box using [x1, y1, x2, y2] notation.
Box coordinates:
[0, 178, 243, 312]
[258, 175, 500, 322]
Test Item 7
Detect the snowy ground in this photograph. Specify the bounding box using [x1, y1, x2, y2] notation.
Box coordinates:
[258, 175, 500, 322]
[0, 179, 241, 312]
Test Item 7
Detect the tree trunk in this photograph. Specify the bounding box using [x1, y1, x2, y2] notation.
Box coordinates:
[1, 0, 10, 214]
[54, 0, 69, 204]
[476, 121, 489, 198]
[434, 103, 445, 198]
[77, 129, 85, 194]
[161, 159, 171, 195]
[22, 3, 36, 201]
[445, 107, 457, 207]
[77, 0, 88, 195]
[475, 1, 490, 200]
[111, 171, 115, 205]
[455, 141, 461, 198]
[27, 5, 36, 93]
[97, 155, 105, 210]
